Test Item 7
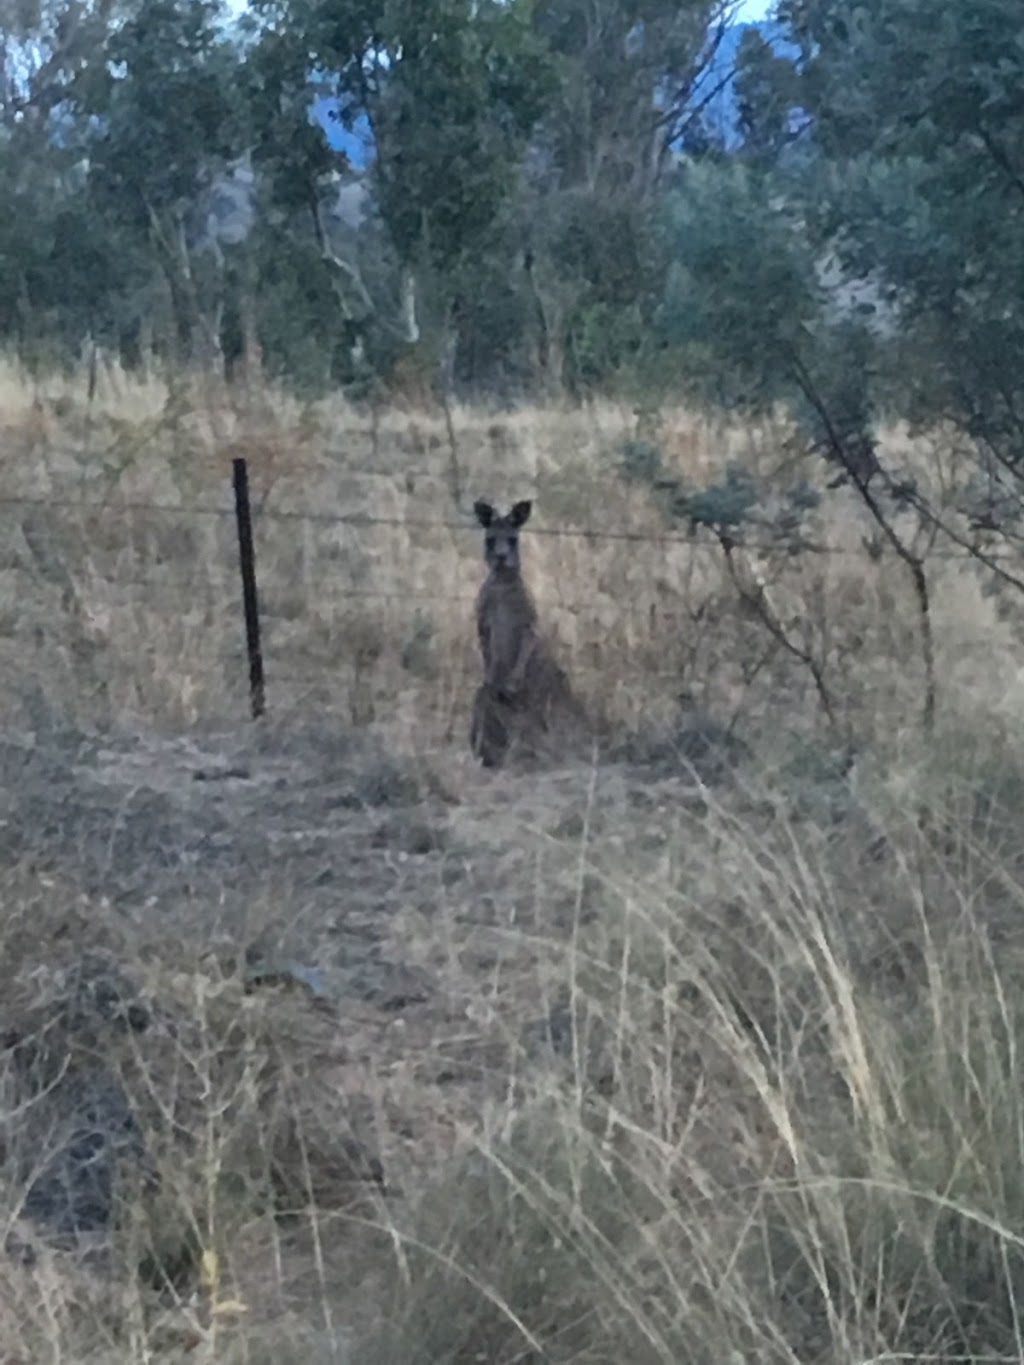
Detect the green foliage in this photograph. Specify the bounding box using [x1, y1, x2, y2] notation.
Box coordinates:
[679, 0, 1024, 477]
[766, 0, 1024, 481]
[79, 0, 245, 224]
[447, 236, 539, 394]
[375, 0, 555, 273]
[241, 24, 337, 215]
[246, 235, 349, 392]
[565, 299, 644, 393]
[684, 463, 760, 532]
[621, 429, 825, 565]
[657, 160, 825, 409]
[533, 0, 722, 193]
[0, 0, 737, 392]
[619, 438, 662, 485]
[0, 131, 147, 366]
[27, 0, 1019, 421]
[621, 437, 760, 535]
[734, 24, 804, 165]
[259, 0, 555, 276]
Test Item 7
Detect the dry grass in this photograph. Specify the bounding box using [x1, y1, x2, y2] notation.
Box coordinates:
[2, 356, 1024, 1361]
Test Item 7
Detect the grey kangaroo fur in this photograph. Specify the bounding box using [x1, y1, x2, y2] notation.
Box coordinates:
[470, 499, 584, 769]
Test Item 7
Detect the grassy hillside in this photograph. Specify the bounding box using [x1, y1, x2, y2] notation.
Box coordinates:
[1, 360, 1024, 1362]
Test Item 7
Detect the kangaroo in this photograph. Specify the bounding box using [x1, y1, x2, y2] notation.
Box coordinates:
[470, 499, 583, 769]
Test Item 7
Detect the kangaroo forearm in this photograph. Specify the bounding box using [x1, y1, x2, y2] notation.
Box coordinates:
[509, 631, 539, 687]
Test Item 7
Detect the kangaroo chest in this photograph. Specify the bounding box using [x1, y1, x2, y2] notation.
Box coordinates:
[477, 577, 537, 675]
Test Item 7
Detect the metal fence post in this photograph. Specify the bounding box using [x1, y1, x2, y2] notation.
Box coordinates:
[232, 457, 266, 718]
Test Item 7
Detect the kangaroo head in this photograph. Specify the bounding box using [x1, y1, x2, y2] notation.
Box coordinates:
[474, 500, 532, 576]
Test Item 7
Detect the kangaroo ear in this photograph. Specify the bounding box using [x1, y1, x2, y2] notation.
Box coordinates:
[509, 500, 532, 528]
[473, 500, 495, 528]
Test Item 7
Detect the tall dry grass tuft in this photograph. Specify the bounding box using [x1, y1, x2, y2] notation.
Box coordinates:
[350, 746, 1024, 1362]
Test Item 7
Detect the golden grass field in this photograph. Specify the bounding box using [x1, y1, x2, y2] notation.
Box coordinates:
[2, 357, 1024, 1362]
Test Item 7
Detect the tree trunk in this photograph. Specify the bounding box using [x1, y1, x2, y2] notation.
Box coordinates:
[239, 290, 263, 389]
[524, 252, 565, 394]
[400, 267, 421, 344]
[147, 203, 224, 374]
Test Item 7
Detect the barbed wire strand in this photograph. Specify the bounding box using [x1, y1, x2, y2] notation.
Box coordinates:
[1, 488, 1022, 562]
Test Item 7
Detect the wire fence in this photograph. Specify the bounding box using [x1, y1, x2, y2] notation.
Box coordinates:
[2, 468, 1020, 729]
[1, 486, 1019, 560]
